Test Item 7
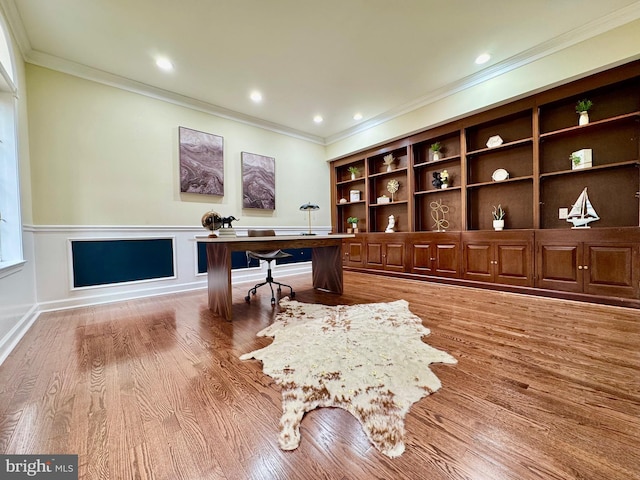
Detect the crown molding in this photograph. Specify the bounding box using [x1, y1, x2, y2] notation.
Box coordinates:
[24, 50, 326, 145]
[3, 0, 640, 147]
[0, 0, 31, 58]
[325, 3, 640, 145]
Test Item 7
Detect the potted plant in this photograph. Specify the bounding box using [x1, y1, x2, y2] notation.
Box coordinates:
[347, 166, 359, 180]
[346, 216, 359, 233]
[492, 205, 505, 231]
[430, 142, 442, 161]
[575, 99, 593, 126]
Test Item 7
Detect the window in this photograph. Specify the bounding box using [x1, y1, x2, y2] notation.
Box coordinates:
[0, 14, 21, 267]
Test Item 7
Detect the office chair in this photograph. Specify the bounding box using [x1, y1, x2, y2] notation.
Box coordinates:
[244, 230, 295, 305]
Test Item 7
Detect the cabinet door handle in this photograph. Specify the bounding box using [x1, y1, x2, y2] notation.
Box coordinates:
[578, 265, 583, 270]
[583, 265, 589, 270]
[430, 258, 436, 261]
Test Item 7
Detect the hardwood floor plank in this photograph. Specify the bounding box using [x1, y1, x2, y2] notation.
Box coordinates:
[0, 272, 638, 479]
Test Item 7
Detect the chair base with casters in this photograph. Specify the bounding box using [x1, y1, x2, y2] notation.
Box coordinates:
[244, 230, 296, 305]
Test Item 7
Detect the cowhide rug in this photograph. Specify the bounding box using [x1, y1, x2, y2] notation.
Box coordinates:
[240, 298, 457, 457]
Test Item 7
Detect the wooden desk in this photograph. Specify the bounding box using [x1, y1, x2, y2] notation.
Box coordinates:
[197, 234, 354, 319]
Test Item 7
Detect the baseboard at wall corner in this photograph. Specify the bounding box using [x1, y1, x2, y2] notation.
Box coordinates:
[0, 304, 40, 366]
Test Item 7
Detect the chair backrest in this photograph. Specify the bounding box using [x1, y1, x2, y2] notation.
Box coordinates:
[248, 229, 276, 237]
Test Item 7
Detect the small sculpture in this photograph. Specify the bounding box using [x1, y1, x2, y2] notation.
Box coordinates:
[432, 171, 443, 189]
[221, 216, 239, 228]
[383, 154, 395, 172]
[387, 179, 399, 201]
[430, 199, 450, 232]
[385, 215, 395, 233]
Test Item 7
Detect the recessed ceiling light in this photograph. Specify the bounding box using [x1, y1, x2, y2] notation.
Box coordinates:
[250, 91, 262, 103]
[313, 115, 323, 124]
[475, 53, 491, 65]
[155, 57, 174, 71]
[353, 113, 363, 121]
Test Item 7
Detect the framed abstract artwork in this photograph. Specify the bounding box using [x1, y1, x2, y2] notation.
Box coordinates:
[179, 126, 224, 195]
[241, 152, 275, 210]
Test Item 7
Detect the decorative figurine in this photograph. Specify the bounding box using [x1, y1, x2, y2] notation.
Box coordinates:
[385, 215, 395, 233]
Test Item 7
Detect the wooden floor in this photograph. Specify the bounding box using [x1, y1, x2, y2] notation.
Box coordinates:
[0, 272, 639, 480]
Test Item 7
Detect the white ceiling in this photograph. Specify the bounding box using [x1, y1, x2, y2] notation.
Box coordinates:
[2, 0, 640, 144]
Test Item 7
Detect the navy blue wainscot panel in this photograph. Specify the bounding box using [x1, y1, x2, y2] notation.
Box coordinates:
[72, 238, 174, 288]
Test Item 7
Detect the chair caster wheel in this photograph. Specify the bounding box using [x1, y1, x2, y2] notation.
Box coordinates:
[277, 287, 282, 293]
[271, 298, 276, 305]
[291, 292, 296, 298]
[245, 295, 250, 303]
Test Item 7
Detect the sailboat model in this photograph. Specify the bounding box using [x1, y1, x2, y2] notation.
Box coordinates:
[567, 187, 599, 228]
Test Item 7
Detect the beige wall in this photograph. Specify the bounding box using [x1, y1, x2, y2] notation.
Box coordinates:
[26, 64, 329, 227]
[326, 18, 640, 160]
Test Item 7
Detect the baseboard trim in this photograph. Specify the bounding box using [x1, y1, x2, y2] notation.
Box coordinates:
[38, 261, 312, 313]
[0, 304, 40, 366]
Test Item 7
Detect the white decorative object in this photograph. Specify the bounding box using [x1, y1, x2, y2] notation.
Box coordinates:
[491, 168, 510, 182]
[567, 187, 599, 228]
[440, 170, 449, 188]
[383, 154, 395, 172]
[385, 215, 395, 233]
[571, 149, 592, 170]
[578, 111, 589, 126]
[339, 198, 347, 204]
[377, 195, 390, 204]
[492, 220, 504, 231]
[350, 190, 361, 202]
[486, 135, 504, 148]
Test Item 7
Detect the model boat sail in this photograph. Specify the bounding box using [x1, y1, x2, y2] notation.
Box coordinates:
[567, 187, 599, 228]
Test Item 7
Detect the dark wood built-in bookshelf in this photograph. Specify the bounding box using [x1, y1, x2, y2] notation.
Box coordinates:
[330, 60, 640, 308]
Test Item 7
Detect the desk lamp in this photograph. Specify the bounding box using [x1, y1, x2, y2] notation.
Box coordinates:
[299, 202, 319, 235]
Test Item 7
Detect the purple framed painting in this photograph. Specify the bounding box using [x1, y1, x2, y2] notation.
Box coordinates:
[241, 152, 275, 210]
[179, 126, 224, 196]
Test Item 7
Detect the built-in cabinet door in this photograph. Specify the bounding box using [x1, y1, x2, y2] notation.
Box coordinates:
[343, 239, 364, 267]
[462, 242, 493, 282]
[536, 242, 583, 293]
[462, 231, 534, 286]
[366, 242, 384, 269]
[411, 233, 461, 278]
[413, 243, 435, 275]
[494, 243, 533, 286]
[365, 240, 405, 272]
[583, 243, 638, 298]
[383, 242, 406, 272]
[433, 243, 460, 278]
[536, 229, 639, 299]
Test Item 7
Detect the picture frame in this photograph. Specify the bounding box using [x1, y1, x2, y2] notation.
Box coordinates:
[242, 152, 275, 210]
[179, 126, 224, 196]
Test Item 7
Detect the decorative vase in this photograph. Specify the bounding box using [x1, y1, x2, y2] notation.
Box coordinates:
[441, 183, 448, 189]
[493, 219, 504, 231]
[432, 151, 440, 161]
[351, 173, 356, 180]
[386, 165, 393, 172]
[351, 223, 357, 230]
[578, 111, 589, 126]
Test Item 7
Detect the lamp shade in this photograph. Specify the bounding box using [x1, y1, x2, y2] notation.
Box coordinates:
[299, 202, 320, 211]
